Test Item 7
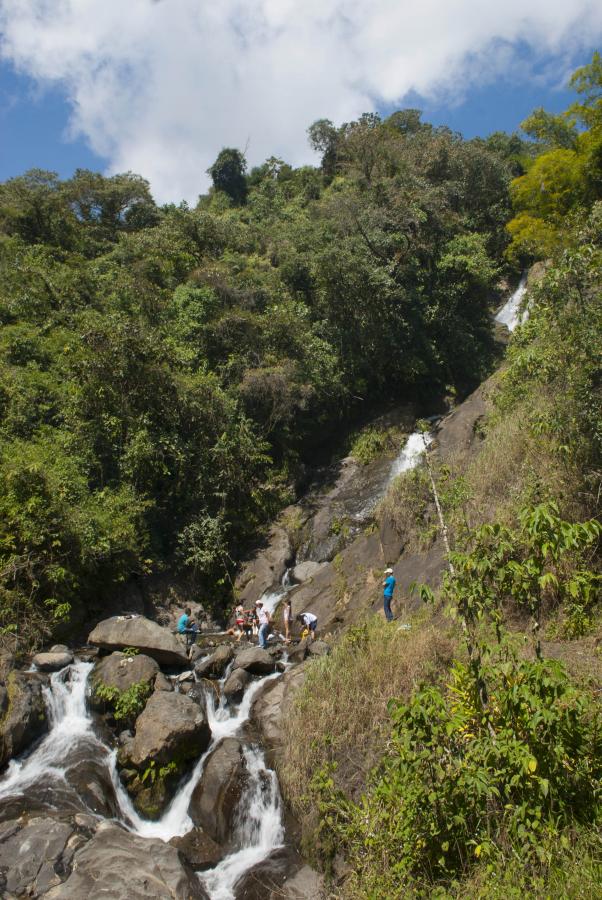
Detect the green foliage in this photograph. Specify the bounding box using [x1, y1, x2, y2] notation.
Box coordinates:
[93, 679, 152, 725]
[208, 148, 248, 205]
[315, 655, 601, 896]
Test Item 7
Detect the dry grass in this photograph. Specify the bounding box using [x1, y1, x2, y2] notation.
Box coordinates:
[279, 613, 456, 822]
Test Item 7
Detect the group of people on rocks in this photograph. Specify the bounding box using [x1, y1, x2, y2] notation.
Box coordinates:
[177, 598, 318, 650]
[177, 565, 396, 652]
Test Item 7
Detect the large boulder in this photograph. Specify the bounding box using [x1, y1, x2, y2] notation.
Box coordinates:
[127, 690, 211, 769]
[169, 828, 224, 870]
[223, 667, 251, 704]
[32, 651, 73, 672]
[252, 664, 308, 764]
[45, 821, 208, 899]
[188, 737, 247, 844]
[88, 615, 189, 666]
[0, 672, 48, 769]
[307, 640, 331, 658]
[0, 816, 75, 897]
[90, 652, 159, 708]
[194, 644, 234, 679]
[234, 647, 277, 675]
[291, 561, 324, 584]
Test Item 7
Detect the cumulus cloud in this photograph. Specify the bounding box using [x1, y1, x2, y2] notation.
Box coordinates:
[1, 0, 601, 202]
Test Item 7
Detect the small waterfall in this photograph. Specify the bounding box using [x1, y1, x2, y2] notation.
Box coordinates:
[199, 746, 284, 900]
[495, 272, 528, 332]
[388, 430, 433, 481]
[0, 661, 99, 801]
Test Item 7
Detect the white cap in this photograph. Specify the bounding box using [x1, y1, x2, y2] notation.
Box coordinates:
[255, 599, 263, 605]
[385, 568, 393, 574]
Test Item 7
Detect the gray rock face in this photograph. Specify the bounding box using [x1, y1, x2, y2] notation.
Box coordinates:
[0, 816, 75, 897]
[291, 561, 324, 583]
[127, 690, 211, 768]
[307, 640, 331, 657]
[0, 672, 48, 769]
[234, 647, 277, 675]
[188, 737, 247, 844]
[223, 667, 251, 704]
[88, 615, 189, 666]
[33, 651, 74, 672]
[90, 652, 159, 703]
[45, 821, 208, 899]
[154, 672, 174, 692]
[285, 638, 310, 665]
[169, 827, 224, 870]
[194, 644, 234, 679]
[252, 664, 307, 762]
[235, 523, 292, 606]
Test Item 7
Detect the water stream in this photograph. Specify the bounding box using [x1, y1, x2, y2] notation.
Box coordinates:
[495, 272, 528, 332]
[0, 660, 285, 899]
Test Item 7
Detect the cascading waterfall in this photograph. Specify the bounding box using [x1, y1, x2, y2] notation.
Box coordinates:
[495, 272, 528, 332]
[0, 659, 286, 898]
[388, 430, 433, 481]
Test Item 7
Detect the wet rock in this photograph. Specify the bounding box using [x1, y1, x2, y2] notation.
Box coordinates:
[291, 561, 324, 583]
[154, 672, 174, 692]
[169, 827, 224, 870]
[194, 644, 234, 679]
[0, 816, 74, 897]
[223, 667, 251, 704]
[45, 821, 208, 899]
[188, 737, 247, 844]
[32, 650, 74, 672]
[63, 751, 120, 818]
[128, 690, 211, 769]
[176, 670, 194, 683]
[234, 648, 277, 675]
[0, 671, 48, 769]
[89, 651, 159, 708]
[88, 615, 189, 666]
[307, 640, 331, 657]
[234, 848, 325, 899]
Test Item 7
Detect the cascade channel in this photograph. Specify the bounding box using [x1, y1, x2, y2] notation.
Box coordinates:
[0, 427, 435, 898]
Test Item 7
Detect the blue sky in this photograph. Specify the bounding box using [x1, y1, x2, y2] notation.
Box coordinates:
[0, 1, 600, 203]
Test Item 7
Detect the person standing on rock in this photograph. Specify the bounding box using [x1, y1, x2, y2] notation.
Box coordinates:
[177, 607, 199, 646]
[256, 600, 272, 649]
[296, 611, 318, 640]
[282, 598, 292, 644]
[382, 568, 396, 622]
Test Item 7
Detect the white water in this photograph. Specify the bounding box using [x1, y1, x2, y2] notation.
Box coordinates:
[200, 746, 284, 900]
[0, 659, 285, 898]
[0, 661, 104, 800]
[389, 430, 433, 482]
[495, 272, 528, 332]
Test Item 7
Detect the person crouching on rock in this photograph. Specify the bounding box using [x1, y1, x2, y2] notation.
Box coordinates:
[256, 600, 272, 649]
[297, 611, 317, 640]
[177, 607, 199, 646]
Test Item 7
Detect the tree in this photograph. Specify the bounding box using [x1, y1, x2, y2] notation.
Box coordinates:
[207, 148, 248, 204]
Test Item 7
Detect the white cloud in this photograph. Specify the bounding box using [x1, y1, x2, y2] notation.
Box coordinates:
[1, 0, 601, 202]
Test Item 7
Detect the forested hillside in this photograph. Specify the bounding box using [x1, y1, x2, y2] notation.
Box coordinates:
[0, 106, 524, 647]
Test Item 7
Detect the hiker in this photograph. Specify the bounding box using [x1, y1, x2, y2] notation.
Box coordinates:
[177, 607, 199, 646]
[282, 597, 292, 644]
[256, 599, 272, 649]
[296, 611, 317, 640]
[382, 567, 396, 622]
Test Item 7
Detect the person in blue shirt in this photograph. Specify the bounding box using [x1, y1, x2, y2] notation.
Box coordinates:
[177, 607, 199, 646]
[382, 568, 396, 622]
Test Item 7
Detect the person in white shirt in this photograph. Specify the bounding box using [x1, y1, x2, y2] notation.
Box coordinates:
[296, 611, 317, 640]
[255, 599, 272, 649]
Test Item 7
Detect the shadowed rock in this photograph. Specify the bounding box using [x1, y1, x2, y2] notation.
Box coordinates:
[169, 827, 224, 870]
[0, 816, 75, 897]
[188, 737, 247, 844]
[88, 615, 189, 666]
[0, 672, 48, 769]
[234, 648, 277, 675]
[194, 644, 234, 679]
[223, 667, 251, 704]
[32, 651, 74, 672]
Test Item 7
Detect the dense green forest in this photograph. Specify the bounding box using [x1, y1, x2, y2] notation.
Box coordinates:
[0, 93, 532, 645]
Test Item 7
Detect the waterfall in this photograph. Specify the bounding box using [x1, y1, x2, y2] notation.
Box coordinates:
[199, 746, 284, 900]
[495, 272, 528, 332]
[0, 660, 286, 898]
[388, 430, 433, 481]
